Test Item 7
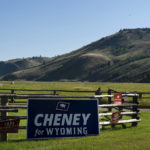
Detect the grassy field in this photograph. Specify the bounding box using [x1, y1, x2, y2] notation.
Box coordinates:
[0, 81, 150, 107]
[1, 81, 150, 92]
[0, 81, 150, 150]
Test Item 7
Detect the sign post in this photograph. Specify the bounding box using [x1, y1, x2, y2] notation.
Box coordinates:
[27, 99, 99, 139]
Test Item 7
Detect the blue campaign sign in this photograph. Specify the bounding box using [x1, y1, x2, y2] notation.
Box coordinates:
[27, 99, 99, 139]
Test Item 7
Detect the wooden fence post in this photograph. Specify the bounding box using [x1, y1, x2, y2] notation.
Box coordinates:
[95, 88, 101, 104]
[0, 97, 8, 142]
[53, 90, 57, 95]
[132, 94, 139, 126]
[139, 93, 142, 99]
[11, 89, 14, 103]
[108, 89, 112, 111]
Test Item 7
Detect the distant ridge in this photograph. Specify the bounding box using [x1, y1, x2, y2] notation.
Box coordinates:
[0, 57, 51, 77]
[2, 28, 150, 82]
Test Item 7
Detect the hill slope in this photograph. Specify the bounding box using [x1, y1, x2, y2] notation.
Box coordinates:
[2, 28, 150, 82]
[0, 57, 51, 77]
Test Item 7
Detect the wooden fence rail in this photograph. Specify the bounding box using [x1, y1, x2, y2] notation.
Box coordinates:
[0, 87, 149, 99]
[0, 93, 140, 141]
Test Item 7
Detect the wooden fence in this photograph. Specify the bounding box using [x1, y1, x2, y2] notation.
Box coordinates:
[0, 88, 149, 99]
[0, 92, 140, 141]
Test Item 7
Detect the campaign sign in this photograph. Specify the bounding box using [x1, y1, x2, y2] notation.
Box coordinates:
[110, 111, 121, 124]
[27, 99, 99, 139]
[0, 119, 20, 133]
[114, 93, 122, 104]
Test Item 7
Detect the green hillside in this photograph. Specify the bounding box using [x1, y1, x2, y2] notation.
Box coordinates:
[2, 28, 150, 82]
[0, 57, 51, 77]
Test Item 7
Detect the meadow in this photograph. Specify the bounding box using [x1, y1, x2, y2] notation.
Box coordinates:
[1, 81, 150, 107]
[0, 81, 150, 150]
[1, 81, 150, 92]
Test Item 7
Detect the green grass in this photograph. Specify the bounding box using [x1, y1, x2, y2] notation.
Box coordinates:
[0, 81, 150, 91]
[1, 81, 150, 93]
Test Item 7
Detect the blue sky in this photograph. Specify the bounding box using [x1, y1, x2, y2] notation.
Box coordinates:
[0, 0, 150, 61]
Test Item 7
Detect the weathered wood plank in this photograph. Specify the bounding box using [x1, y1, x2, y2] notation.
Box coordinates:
[122, 94, 138, 97]
[19, 126, 27, 129]
[98, 104, 138, 108]
[9, 101, 27, 104]
[5, 116, 27, 120]
[18, 119, 141, 130]
[0, 105, 27, 109]
[0, 109, 18, 112]
[142, 97, 150, 99]
[0, 94, 96, 98]
[0, 88, 96, 93]
[0, 104, 138, 109]
[99, 111, 138, 117]
[0, 93, 138, 99]
[100, 119, 141, 126]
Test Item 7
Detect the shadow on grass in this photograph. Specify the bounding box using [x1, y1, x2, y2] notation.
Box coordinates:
[101, 124, 138, 132]
[7, 125, 139, 143]
[8, 138, 54, 143]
